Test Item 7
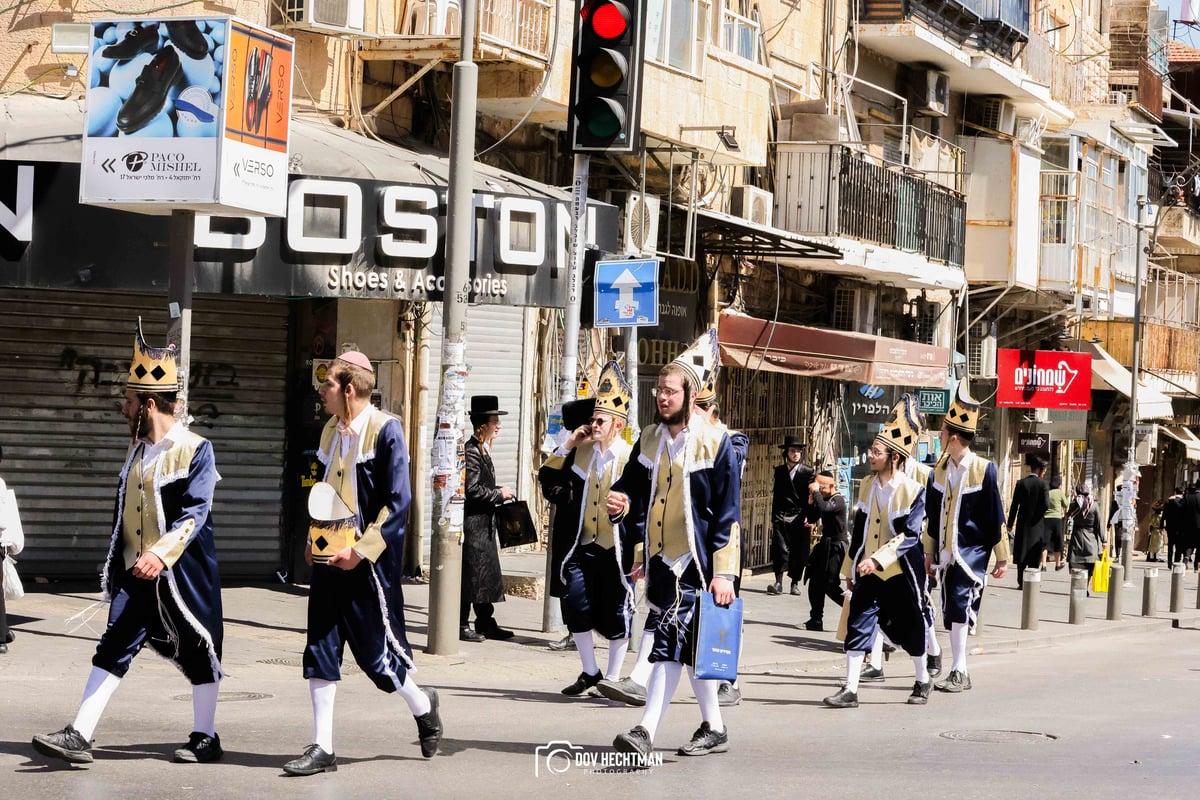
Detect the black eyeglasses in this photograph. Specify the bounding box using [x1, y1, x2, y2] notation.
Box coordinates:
[589, 418, 608, 427]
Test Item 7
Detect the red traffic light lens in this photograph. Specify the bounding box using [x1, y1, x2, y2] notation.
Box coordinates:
[587, 1, 630, 40]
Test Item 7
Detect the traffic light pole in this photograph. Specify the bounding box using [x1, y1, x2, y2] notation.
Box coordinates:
[542, 153, 591, 633]
[427, 1, 477, 655]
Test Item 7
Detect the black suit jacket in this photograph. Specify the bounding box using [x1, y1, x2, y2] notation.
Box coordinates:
[1007, 473, 1049, 534]
[1184, 490, 1200, 534]
[772, 462, 812, 526]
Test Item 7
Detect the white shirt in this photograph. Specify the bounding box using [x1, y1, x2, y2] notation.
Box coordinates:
[335, 404, 372, 460]
[870, 470, 904, 519]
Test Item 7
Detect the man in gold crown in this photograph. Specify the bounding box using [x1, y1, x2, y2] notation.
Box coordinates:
[283, 351, 442, 775]
[823, 394, 932, 709]
[539, 361, 636, 697]
[33, 322, 225, 765]
[605, 328, 742, 758]
[923, 379, 1008, 693]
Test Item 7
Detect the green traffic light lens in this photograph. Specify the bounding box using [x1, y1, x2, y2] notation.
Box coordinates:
[582, 98, 625, 138]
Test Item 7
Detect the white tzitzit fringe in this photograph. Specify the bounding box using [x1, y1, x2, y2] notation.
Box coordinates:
[65, 599, 108, 637]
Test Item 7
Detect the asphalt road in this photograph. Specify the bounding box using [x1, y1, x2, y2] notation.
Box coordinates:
[2, 616, 1197, 799]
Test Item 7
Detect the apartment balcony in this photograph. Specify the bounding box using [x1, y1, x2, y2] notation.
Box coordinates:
[960, 135, 1042, 288]
[1156, 206, 1200, 272]
[774, 143, 967, 289]
[1080, 320, 1200, 397]
[362, 0, 555, 67]
[1020, 28, 1107, 106]
[859, 0, 1028, 60]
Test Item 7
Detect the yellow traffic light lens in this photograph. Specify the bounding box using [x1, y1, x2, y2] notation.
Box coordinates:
[587, 49, 627, 89]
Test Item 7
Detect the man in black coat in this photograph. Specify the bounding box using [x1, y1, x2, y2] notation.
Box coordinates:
[769, 434, 813, 596]
[1006, 453, 1049, 587]
[802, 469, 847, 631]
[1164, 486, 1184, 567]
[1184, 483, 1200, 572]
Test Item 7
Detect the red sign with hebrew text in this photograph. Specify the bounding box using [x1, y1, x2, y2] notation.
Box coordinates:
[996, 349, 1092, 410]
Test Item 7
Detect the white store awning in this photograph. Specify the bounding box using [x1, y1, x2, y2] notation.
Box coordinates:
[1160, 426, 1200, 461]
[1084, 341, 1176, 421]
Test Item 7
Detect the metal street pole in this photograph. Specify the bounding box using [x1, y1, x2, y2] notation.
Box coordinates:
[166, 209, 195, 421]
[1121, 196, 1149, 584]
[542, 153, 591, 633]
[427, 3, 477, 655]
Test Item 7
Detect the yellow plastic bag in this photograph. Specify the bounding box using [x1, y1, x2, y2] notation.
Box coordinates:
[1091, 548, 1112, 594]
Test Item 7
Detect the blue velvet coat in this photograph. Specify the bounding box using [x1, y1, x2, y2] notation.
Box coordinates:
[924, 454, 1006, 582]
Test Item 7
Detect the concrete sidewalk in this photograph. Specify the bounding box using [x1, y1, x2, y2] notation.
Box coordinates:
[3, 552, 1198, 685]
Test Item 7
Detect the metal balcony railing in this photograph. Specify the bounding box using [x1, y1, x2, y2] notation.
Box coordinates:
[775, 143, 967, 267]
[400, 0, 553, 61]
[858, 0, 1028, 61]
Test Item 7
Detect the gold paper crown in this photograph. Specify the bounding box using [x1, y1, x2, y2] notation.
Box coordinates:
[671, 328, 719, 396]
[127, 318, 179, 393]
[594, 360, 633, 420]
[876, 394, 923, 458]
[944, 378, 981, 435]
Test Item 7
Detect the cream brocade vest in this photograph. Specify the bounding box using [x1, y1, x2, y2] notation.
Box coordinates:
[647, 442, 690, 560]
[121, 444, 154, 569]
[326, 437, 360, 518]
[579, 452, 618, 550]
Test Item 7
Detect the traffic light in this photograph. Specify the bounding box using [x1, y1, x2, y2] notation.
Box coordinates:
[567, 0, 646, 154]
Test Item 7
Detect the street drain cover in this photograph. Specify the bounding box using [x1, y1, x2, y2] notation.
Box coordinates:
[173, 691, 272, 702]
[257, 656, 360, 674]
[940, 730, 1058, 743]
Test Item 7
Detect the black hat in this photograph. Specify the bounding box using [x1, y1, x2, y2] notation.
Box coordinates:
[470, 395, 508, 417]
[562, 398, 596, 431]
[777, 434, 805, 450]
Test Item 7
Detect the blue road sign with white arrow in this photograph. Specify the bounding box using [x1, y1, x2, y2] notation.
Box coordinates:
[594, 258, 659, 328]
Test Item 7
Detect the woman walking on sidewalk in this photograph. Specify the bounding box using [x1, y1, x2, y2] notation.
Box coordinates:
[1067, 482, 1106, 590]
[1044, 476, 1069, 571]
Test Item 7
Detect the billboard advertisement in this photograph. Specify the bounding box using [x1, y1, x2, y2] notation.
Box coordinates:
[995, 348, 1093, 410]
[80, 17, 292, 216]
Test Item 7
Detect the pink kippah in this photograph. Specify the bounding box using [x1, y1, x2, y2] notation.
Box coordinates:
[336, 351, 374, 373]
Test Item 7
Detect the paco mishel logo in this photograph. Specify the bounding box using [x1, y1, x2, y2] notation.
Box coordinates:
[858, 384, 886, 400]
[1012, 360, 1080, 394]
[123, 151, 149, 172]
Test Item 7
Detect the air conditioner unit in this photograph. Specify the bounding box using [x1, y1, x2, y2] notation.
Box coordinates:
[1015, 116, 1045, 149]
[972, 97, 1017, 135]
[284, 0, 365, 35]
[730, 186, 774, 227]
[622, 193, 660, 256]
[917, 70, 949, 117]
[967, 321, 997, 379]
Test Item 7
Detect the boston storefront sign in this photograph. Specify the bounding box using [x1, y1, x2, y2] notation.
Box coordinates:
[0, 161, 617, 307]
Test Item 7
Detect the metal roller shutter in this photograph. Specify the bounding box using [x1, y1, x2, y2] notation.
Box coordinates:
[0, 288, 288, 580]
[417, 305, 527, 549]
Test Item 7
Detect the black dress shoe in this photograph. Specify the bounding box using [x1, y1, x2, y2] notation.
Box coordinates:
[822, 687, 858, 708]
[414, 687, 442, 758]
[283, 744, 337, 776]
[803, 619, 824, 631]
[934, 669, 971, 693]
[32, 725, 93, 764]
[907, 681, 932, 705]
[459, 626, 486, 643]
[165, 20, 209, 59]
[174, 731, 223, 763]
[116, 46, 181, 135]
[477, 622, 514, 640]
[561, 670, 602, 696]
[102, 24, 160, 60]
[927, 653, 943, 679]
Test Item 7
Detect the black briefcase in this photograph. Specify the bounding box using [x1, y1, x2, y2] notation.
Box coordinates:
[495, 500, 538, 549]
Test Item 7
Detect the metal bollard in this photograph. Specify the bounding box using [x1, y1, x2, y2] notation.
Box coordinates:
[1171, 564, 1186, 613]
[1142, 567, 1159, 617]
[1069, 569, 1088, 625]
[1020, 567, 1040, 630]
[1121, 537, 1134, 586]
[1106, 563, 1125, 621]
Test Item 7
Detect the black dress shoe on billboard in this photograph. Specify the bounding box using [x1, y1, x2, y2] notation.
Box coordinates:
[102, 24, 160, 60]
[116, 46, 182, 135]
[165, 20, 209, 60]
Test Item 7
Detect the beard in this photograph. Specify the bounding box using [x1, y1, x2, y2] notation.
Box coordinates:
[657, 407, 687, 426]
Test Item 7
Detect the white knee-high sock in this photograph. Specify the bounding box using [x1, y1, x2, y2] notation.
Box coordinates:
[925, 625, 942, 656]
[72, 667, 121, 740]
[913, 655, 929, 684]
[689, 669, 724, 733]
[844, 651, 866, 693]
[309, 678, 337, 754]
[397, 674, 432, 716]
[628, 630, 655, 686]
[868, 631, 884, 670]
[192, 681, 220, 736]
[605, 638, 630, 681]
[637, 661, 682, 740]
[950, 622, 969, 673]
[573, 631, 598, 675]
